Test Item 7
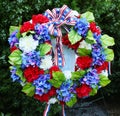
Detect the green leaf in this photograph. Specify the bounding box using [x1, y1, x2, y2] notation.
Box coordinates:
[77, 48, 91, 56]
[81, 11, 95, 22]
[101, 34, 115, 48]
[86, 30, 96, 44]
[16, 68, 26, 82]
[52, 71, 66, 82]
[48, 79, 62, 88]
[89, 86, 98, 96]
[104, 48, 114, 61]
[99, 74, 111, 87]
[68, 29, 82, 44]
[66, 95, 77, 107]
[8, 50, 22, 66]
[71, 70, 86, 80]
[38, 43, 52, 56]
[22, 83, 35, 97]
[9, 26, 20, 36]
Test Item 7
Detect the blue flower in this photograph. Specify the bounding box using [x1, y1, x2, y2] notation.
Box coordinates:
[34, 24, 50, 42]
[33, 74, 51, 96]
[8, 30, 19, 47]
[74, 18, 89, 37]
[92, 44, 106, 66]
[10, 66, 20, 82]
[81, 69, 99, 88]
[93, 33, 101, 43]
[56, 80, 74, 102]
[21, 51, 40, 68]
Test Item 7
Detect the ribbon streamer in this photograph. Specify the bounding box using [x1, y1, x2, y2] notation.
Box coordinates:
[43, 103, 51, 116]
[62, 104, 66, 116]
[44, 5, 77, 68]
[108, 61, 111, 75]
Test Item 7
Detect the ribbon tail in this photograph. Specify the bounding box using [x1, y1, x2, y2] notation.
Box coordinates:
[43, 103, 51, 116]
[54, 38, 65, 68]
[62, 104, 66, 116]
[108, 61, 111, 75]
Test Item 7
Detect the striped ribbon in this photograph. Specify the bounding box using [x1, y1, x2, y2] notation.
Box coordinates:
[43, 103, 51, 116]
[62, 104, 66, 116]
[108, 61, 111, 75]
[44, 5, 77, 68]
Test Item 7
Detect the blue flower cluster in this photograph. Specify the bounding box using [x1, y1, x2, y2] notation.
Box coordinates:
[81, 69, 99, 88]
[56, 80, 74, 102]
[10, 66, 20, 82]
[8, 31, 19, 47]
[92, 44, 106, 66]
[34, 24, 50, 43]
[21, 51, 40, 68]
[33, 74, 51, 96]
[93, 33, 101, 43]
[74, 18, 89, 37]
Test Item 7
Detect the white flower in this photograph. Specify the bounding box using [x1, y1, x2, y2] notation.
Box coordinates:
[101, 70, 108, 77]
[63, 70, 72, 80]
[48, 98, 58, 104]
[40, 55, 53, 70]
[19, 35, 38, 53]
[79, 40, 92, 50]
[71, 10, 80, 17]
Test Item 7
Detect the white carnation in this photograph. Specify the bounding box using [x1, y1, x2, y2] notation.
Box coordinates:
[63, 70, 72, 80]
[40, 55, 53, 70]
[79, 40, 92, 50]
[19, 35, 38, 53]
[48, 98, 57, 104]
[71, 10, 80, 17]
[101, 70, 108, 77]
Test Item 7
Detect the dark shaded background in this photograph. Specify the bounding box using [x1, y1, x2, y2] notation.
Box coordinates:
[0, 0, 120, 115]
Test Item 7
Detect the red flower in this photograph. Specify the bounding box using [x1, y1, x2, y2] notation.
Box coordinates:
[34, 94, 49, 102]
[24, 65, 44, 82]
[10, 46, 18, 52]
[48, 87, 56, 97]
[95, 62, 108, 73]
[20, 21, 34, 33]
[62, 34, 80, 50]
[34, 87, 56, 102]
[49, 65, 60, 79]
[32, 14, 49, 25]
[89, 22, 101, 35]
[76, 84, 92, 98]
[76, 56, 93, 69]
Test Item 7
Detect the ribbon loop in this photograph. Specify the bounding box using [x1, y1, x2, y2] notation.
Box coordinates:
[44, 5, 77, 67]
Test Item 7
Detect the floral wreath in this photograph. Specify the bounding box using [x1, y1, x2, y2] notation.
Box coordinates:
[8, 5, 115, 115]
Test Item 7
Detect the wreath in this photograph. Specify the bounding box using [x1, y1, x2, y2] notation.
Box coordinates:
[8, 5, 115, 115]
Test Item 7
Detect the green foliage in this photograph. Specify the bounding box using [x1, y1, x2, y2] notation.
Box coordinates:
[0, 0, 120, 115]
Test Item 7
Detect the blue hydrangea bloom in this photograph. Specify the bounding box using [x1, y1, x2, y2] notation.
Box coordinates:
[21, 51, 40, 68]
[81, 69, 99, 88]
[74, 18, 89, 37]
[56, 80, 74, 102]
[10, 66, 20, 82]
[92, 44, 106, 66]
[33, 74, 51, 96]
[8, 30, 19, 47]
[34, 24, 50, 42]
[93, 33, 101, 43]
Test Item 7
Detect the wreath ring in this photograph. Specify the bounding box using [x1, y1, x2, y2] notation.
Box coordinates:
[8, 4, 115, 114]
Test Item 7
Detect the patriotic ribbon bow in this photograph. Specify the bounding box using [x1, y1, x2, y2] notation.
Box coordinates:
[44, 5, 77, 68]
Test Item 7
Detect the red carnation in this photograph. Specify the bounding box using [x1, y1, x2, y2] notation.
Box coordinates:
[76, 56, 93, 70]
[48, 87, 56, 97]
[76, 84, 92, 98]
[24, 65, 44, 82]
[95, 61, 108, 74]
[89, 22, 101, 35]
[49, 65, 60, 78]
[62, 34, 80, 50]
[32, 14, 49, 25]
[10, 46, 18, 52]
[20, 21, 34, 33]
[34, 94, 49, 102]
